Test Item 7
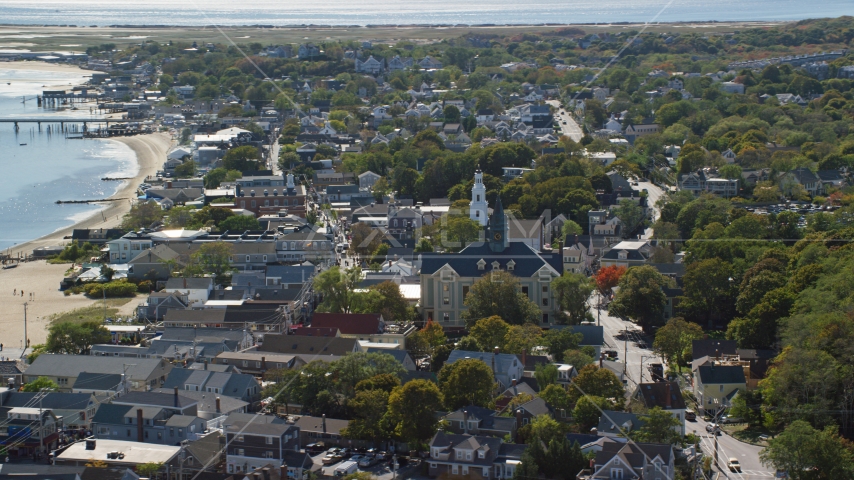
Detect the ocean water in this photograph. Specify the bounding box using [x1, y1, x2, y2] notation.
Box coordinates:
[0, 0, 850, 26]
[0, 68, 137, 251]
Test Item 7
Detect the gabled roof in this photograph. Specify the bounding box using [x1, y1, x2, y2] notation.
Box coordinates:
[112, 391, 198, 409]
[24, 355, 166, 380]
[788, 167, 819, 184]
[259, 334, 359, 357]
[420, 241, 562, 278]
[310, 313, 382, 335]
[91, 404, 133, 425]
[596, 410, 645, 436]
[691, 339, 737, 361]
[292, 327, 340, 337]
[265, 265, 316, 284]
[74, 372, 124, 391]
[164, 277, 213, 290]
[633, 381, 686, 410]
[152, 388, 248, 413]
[551, 324, 604, 346]
[446, 350, 521, 374]
[518, 396, 552, 416]
[293, 415, 350, 435]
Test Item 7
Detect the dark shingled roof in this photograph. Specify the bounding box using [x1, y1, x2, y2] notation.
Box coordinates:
[420, 241, 562, 278]
[634, 381, 686, 410]
[692, 339, 737, 361]
[697, 365, 746, 385]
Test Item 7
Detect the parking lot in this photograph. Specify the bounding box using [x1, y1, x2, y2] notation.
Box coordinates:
[309, 447, 423, 480]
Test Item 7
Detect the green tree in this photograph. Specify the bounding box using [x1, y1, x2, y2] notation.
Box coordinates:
[46, 321, 111, 355]
[729, 389, 764, 427]
[424, 214, 482, 252]
[218, 215, 262, 232]
[680, 258, 736, 328]
[562, 349, 595, 370]
[614, 199, 646, 236]
[22, 376, 59, 393]
[385, 379, 443, 445]
[502, 323, 543, 355]
[539, 384, 573, 413]
[174, 159, 196, 177]
[541, 328, 583, 363]
[633, 407, 682, 445]
[462, 271, 541, 327]
[610, 265, 673, 331]
[341, 389, 392, 444]
[512, 449, 540, 480]
[204, 168, 242, 189]
[760, 420, 854, 480]
[121, 201, 164, 230]
[573, 395, 613, 431]
[551, 272, 594, 324]
[469, 315, 511, 352]
[534, 363, 559, 388]
[653, 317, 705, 372]
[438, 358, 495, 410]
[190, 242, 236, 284]
[568, 365, 625, 404]
[222, 145, 261, 172]
[314, 266, 362, 313]
[561, 219, 583, 239]
[136, 463, 164, 478]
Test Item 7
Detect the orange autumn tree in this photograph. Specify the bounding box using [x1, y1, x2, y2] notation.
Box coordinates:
[595, 265, 627, 297]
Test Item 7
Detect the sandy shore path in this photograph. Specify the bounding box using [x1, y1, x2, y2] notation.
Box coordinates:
[7, 132, 174, 260]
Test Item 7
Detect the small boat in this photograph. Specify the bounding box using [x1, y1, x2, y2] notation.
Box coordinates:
[19, 143, 27, 146]
[2, 264, 17, 270]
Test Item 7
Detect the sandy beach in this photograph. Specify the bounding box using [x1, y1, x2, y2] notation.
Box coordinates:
[0, 133, 171, 349]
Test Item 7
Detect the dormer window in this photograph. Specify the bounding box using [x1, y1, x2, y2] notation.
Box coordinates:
[507, 260, 515, 271]
[477, 259, 486, 270]
[492, 261, 500, 270]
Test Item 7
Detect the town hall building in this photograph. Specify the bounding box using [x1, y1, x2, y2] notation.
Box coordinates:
[419, 171, 564, 329]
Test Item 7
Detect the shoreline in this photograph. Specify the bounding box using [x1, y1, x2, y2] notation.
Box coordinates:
[7, 132, 174, 260]
[0, 61, 174, 259]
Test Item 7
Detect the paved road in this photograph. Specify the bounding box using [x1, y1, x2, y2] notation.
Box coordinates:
[634, 179, 665, 240]
[546, 99, 583, 142]
[691, 416, 773, 479]
[593, 296, 663, 388]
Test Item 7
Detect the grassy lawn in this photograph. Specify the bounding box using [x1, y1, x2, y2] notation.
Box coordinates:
[49, 297, 137, 325]
[722, 424, 775, 446]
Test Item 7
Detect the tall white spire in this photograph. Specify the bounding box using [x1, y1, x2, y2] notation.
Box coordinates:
[470, 167, 488, 226]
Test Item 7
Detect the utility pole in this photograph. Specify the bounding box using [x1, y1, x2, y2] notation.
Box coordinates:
[39, 389, 45, 455]
[23, 302, 28, 354]
[623, 327, 628, 379]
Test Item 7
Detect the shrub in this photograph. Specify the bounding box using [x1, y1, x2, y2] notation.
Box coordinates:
[83, 280, 138, 298]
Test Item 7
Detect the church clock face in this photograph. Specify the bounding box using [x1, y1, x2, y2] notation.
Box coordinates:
[493, 232, 502, 241]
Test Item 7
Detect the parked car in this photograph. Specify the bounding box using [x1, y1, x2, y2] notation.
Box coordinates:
[334, 461, 359, 477]
[359, 454, 377, 468]
[727, 458, 741, 473]
[721, 415, 743, 424]
[306, 443, 326, 454]
[349, 455, 365, 465]
[322, 449, 344, 465]
[706, 423, 721, 434]
[339, 448, 352, 459]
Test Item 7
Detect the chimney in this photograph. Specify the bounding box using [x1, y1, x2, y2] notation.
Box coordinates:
[261, 356, 267, 371]
[183, 277, 187, 289]
[599, 354, 604, 368]
[280, 466, 287, 480]
[204, 360, 208, 370]
[322, 414, 327, 434]
[493, 346, 500, 354]
[137, 408, 144, 442]
[666, 383, 672, 409]
[521, 349, 527, 369]
[216, 397, 221, 413]
[463, 410, 469, 434]
[262, 468, 270, 480]
[512, 379, 517, 387]
[515, 409, 523, 438]
[174, 386, 179, 408]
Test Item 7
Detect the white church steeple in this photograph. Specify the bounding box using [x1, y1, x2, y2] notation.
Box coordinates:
[470, 167, 488, 226]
